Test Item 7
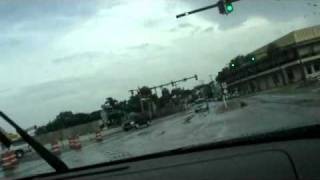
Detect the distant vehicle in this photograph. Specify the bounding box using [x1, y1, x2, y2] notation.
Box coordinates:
[122, 113, 151, 131]
[194, 98, 206, 104]
[193, 98, 209, 113]
[9, 139, 32, 158]
[194, 103, 209, 113]
[122, 119, 136, 131]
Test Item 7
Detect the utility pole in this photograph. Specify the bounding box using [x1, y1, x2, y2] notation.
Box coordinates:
[221, 82, 228, 109]
[209, 74, 215, 99]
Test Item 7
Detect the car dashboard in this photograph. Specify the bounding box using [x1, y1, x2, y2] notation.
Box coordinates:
[26, 138, 320, 180]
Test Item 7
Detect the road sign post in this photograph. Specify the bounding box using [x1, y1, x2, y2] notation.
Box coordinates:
[222, 82, 228, 109]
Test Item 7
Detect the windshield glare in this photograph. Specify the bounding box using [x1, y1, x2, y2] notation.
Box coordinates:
[0, 0, 320, 178]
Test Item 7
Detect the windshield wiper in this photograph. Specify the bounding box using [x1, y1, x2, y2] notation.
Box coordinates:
[0, 111, 69, 172]
[0, 128, 12, 148]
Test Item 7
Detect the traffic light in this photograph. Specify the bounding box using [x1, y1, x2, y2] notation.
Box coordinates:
[225, 0, 234, 14]
[217, 0, 226, 14]
[218, 0, 234, 15]
[247, 54, 256, 62]
[194, 74, 198, 80]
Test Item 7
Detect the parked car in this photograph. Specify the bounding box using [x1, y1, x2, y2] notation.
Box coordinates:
[10, 139, 32, 158]
[193, 103, 209, 113]
[122, 113, 151, 131]
[122, 119, 136, 131]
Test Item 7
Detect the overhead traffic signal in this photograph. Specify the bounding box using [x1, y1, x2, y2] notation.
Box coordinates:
[225, 0, 234, 13]
[247, 54, 256, 63]
[218, 0, 234, 15]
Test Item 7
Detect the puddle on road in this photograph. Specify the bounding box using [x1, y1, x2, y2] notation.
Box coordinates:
[157, 130, 166, 136]
[137, 131, 151, 136]
[183, 114, 195, 124]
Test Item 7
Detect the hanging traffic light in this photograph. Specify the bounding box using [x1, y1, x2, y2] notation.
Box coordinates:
[217, 0, 226, 14]
[218, 0, 234, 15]
[194, 74, 198, 80]
[247, 54, 256, 62]
[225, 0, 234, 14]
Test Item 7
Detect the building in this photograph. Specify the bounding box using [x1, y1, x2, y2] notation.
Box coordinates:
[217, 25, 320, 94]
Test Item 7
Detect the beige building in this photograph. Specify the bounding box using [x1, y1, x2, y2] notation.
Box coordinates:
[224, 25, 320, 94]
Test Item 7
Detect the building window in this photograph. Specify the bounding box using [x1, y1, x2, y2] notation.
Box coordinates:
[314, 63, 320, 72]
[298, 46, 313, 58]
[272, 74, 279, 85]
[306, 65, 313, 74]
[287, 70, 294, 81]
[313, 43, 320, 53]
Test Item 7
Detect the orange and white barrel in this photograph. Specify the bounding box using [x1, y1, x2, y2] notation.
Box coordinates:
[51, 141, 61, 155]
[1, 150, 18, 170]
[68, 137, 75, 149]
[73, 136, 82, 150]
[95, 131, 103, 142]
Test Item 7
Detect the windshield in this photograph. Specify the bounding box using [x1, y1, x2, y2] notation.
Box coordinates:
[0, 0, 320, 178]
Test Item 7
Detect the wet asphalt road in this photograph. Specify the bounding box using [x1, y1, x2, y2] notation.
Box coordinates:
[1, 93, 320, 179]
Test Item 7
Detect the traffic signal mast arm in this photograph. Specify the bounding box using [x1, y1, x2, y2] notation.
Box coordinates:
[176, 4, 218, 18]
[129, 75, 198, 95]
[176, 0, 240, 18]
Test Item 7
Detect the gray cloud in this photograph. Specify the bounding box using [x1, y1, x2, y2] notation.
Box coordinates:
[0, 88, 11, 93]
[0, 38, 21, 47]
[203, 27, 214, 33]
[51, 52, 107, 64]
[178, 23, 194, 28]
[143, 19, 163, 28]
[169, 23, 199, 33]
[128, 43, 166, 52]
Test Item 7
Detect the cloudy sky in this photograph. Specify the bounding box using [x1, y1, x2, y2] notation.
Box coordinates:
[0, 0, 319, 130]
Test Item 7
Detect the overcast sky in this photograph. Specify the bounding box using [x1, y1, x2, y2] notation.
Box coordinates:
[0, 0, 319, 131]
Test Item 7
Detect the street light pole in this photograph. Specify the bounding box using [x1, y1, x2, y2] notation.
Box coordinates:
[222, 82, 228, 109]
[209, 74, 215, 99]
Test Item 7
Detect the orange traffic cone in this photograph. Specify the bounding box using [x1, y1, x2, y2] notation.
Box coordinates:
[1, 150, 18, 170]
[73, 136, 82, 150]
[68, 137, 75, 149]
[51, 141, 61, 155]
[95, 131, 103, 142]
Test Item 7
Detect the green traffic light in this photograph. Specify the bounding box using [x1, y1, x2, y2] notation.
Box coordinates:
[231, 63, 235, 67]
[251, 57, 255, 61]
[226, 3, 233, 13]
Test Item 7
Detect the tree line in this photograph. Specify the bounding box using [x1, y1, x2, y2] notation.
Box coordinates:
[35, 85, 210, 136]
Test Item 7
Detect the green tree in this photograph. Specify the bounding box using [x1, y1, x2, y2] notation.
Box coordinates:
[35, 126, 47, 135]
[161, 88, 170, 98]
[139, 86, 152, 98]
[105, 97, 118, 108]
[127, 95, 141, 112]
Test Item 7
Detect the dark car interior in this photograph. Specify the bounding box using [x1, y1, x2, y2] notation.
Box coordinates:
[19, 125, 320, 180]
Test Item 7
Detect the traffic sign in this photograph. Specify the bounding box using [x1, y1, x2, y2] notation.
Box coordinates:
[222, 82, 227, 89]
[223, 89, 228, 94]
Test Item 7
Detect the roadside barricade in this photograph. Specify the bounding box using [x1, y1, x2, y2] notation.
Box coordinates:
[51, 141, 61, 155]
[68, 136, 82, 150]
[1, 150, 18, 170]
[95, 131, 103, 142]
